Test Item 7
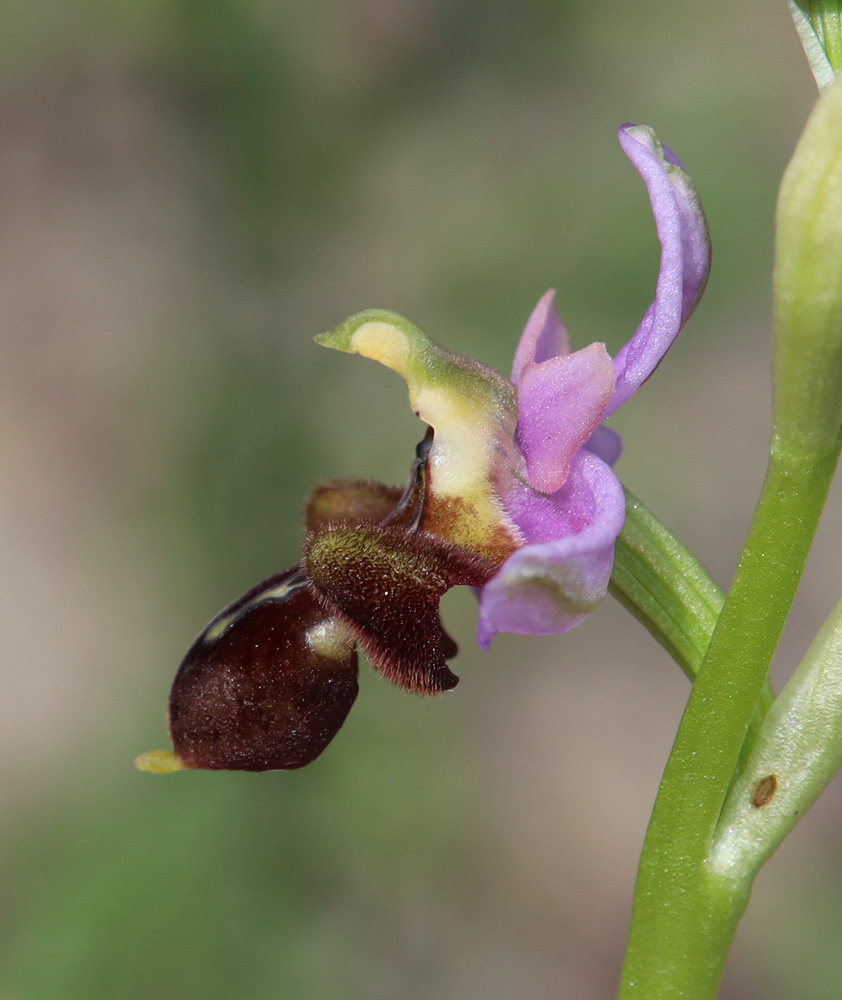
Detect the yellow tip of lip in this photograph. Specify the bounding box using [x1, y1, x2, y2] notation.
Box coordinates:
[134, 749, 186, 774]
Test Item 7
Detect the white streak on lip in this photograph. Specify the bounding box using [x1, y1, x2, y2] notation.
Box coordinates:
[203, 578, 302, 643]
[305, 619, 356, 660]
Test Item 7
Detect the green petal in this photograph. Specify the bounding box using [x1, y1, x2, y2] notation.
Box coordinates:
[317, 310, 521, 559]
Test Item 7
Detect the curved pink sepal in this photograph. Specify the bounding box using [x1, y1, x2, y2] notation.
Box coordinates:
[607, 125, 711, 416]
[477, 450, 625, 649]
[512, 289, 570, 385]
[516, 343, 616, 494]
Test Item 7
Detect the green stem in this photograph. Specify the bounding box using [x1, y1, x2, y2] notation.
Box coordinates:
[618, 444, 840, 999]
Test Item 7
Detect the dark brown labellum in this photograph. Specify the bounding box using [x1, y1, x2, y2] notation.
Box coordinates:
[147, 429, 495, 773]
[305, 429, 433, 535]
[305, 480, 405, 532]
[168, 567, 359, 771]
[303, 523, 494, 694]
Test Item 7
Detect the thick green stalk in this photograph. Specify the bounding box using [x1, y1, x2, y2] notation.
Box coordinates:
[617, 444, 840, 999]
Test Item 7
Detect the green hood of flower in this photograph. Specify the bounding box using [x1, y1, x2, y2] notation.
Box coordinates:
[316, 310, 522, 561]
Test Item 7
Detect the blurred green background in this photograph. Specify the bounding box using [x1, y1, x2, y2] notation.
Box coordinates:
[3, 2, 842, 998]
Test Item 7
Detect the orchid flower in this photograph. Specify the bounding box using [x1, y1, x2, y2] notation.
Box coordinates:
[136, 124, 709, 774]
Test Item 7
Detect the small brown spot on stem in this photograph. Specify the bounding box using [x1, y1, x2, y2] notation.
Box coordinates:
[752, 773, 777, 808]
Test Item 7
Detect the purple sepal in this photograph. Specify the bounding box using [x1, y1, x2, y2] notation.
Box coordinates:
[477, 450, 625, 649]
[512, 290, 624, 471]
[515, 341, 616, 494]
[606, 125, 711, 416]
[585, 424, 623, 466]
[511, 289, 570, 385]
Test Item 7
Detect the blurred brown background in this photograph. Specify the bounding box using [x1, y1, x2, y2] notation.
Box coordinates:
[2, 1, 840, 997]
